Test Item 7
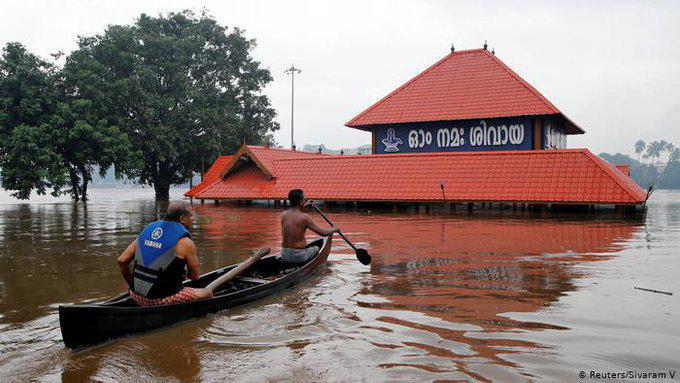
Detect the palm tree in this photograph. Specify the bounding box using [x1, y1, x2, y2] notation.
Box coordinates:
[670, 148, 680, 164]
[660, 140, 669, 162]
[664, 142, 675, 161]
[634, 140, 646, 162]
[646, 141, 664, 165]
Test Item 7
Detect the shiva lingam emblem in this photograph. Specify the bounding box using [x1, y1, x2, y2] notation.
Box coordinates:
[382, 128, 403, 152]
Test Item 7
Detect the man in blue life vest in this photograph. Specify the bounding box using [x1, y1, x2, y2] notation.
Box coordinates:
[281, 189, 339, 263]
[117, 202, 213, 307]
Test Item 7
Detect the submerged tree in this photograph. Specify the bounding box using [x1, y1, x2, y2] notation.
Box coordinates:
[0, 43, 64, 199]
[67, 10, 279, 200]
[0, 43, 134, 200]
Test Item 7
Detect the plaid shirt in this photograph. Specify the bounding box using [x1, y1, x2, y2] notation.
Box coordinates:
[129, 287, 201, 307]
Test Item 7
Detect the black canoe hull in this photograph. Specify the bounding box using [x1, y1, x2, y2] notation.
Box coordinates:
[59, 236, 333, 349]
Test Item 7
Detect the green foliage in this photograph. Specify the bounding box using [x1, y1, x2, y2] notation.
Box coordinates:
[658, 161, 680, 189]
[0, 42, 135, 200]
[66, 10, 279, 200]
[1, 124, 66, 199]
[1, 10, 277, 201]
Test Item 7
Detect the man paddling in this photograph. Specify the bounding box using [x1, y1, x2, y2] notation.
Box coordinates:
[281, 189, 339, 263]
[117, 202, 212, 306]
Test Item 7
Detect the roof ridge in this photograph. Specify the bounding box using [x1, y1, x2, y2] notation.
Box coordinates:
[582, 149, 644, 202]
[484, 52, 584, 134]
[345, 51, 458, 127]
[484, 50, 559, 113]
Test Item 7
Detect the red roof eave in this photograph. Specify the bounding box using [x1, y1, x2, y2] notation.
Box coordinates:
[193, 147, 644, 205]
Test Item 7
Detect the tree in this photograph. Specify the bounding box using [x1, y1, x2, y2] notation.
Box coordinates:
[67, 11, 279, 200]
[0, 43, 64, 199]
[0, 42, 135, 200]
[634, 140, 646, 162]
[663, 142, 675, 162]
[645, 141, 664, 165]
[670, 147, 680, 164]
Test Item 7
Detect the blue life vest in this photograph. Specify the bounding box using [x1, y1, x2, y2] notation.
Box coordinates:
[132, 221, 192, 298]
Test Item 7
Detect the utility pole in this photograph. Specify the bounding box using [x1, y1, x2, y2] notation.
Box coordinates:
[285, 65, 301, 150]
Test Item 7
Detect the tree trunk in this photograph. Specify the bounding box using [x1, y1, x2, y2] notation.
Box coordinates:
[79, 167, 90, 202]
[81, 178, 89, 202]
[154, 177, 171, 201]
[153, 161, 172, 201]
[68, 168, 80, 202]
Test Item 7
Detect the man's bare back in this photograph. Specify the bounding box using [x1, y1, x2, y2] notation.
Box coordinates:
[281, 207, 337, 248]
[281, 190, 338, 249]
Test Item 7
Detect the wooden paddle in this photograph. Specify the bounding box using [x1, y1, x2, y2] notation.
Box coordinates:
[205, 247, 270, 293]
[310, 202, 371, 265]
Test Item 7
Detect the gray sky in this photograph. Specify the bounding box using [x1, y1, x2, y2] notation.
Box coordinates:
[2, 0, 679, 156]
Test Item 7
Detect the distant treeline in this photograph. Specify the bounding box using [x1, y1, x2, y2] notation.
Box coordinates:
[599, 139, 680, 189]
[0, 10, 278, 201]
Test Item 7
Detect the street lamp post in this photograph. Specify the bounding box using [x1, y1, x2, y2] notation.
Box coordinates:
[285, 65, 302, 150]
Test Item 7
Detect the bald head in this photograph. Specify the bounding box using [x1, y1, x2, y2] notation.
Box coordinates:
[166, 201, 193, 222]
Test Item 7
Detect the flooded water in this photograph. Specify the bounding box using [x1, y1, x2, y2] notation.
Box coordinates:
[0, 187, 678, 382]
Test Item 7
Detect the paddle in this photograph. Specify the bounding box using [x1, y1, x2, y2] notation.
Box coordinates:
[310, 202, 371, 265]
[205, 247, 271, 293]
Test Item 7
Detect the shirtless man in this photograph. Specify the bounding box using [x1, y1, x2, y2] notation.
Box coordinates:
[281, 189, 338, 263]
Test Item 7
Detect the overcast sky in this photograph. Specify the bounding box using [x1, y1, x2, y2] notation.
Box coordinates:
[2, 0, 679, 155]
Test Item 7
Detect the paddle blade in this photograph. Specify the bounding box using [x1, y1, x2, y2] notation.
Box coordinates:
[356, 248, 371, 265]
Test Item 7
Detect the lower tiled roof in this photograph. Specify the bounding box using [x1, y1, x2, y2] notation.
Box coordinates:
[190, 147, 646, 205]
[185, 156, 232, 197]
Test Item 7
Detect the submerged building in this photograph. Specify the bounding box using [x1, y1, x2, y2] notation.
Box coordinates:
[187, 47, 646, 209]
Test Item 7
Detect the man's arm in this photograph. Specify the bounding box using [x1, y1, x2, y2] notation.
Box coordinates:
[305, 215, 339, 236]
[117, 240, 136, 285]
[178, 238, 201, 280]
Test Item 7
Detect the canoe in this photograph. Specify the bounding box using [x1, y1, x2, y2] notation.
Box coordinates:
[59, 235, 333, 349]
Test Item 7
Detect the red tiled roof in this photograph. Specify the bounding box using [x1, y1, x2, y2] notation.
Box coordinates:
[191, 146, 645, 205]
[346, 49, 584, 134]
[614, 164, 631, 177]
[185, 156, 232, 197]
[186, 146, 321, 198]
[243, 145, 323, 177]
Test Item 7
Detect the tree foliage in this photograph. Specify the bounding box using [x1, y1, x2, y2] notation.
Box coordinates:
[67, 10, 279, 200]
[0, 43, 135, 200]
[0, 43, 57, 198]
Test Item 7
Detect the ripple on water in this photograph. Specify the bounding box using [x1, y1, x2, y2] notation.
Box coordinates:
[1, 189, 679, 382]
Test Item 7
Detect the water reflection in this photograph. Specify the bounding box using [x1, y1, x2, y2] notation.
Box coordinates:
[342, 216, 643, 379]
[1, 188, 677, 382]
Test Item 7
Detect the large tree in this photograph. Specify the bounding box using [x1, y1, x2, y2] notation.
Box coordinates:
[0, 43, 63, 199]
[0, 43, 135, 200]
[68, 11, 279, 200]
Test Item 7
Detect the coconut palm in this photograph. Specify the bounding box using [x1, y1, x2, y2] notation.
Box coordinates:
[670, 148, 680, 164]
[646, 141, 664, 165]
[660, 140, 670, 162]
[664, 142, 675, 161]
[634, 140, 646, 162]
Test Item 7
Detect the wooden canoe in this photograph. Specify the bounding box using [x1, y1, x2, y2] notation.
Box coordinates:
[59, 235, 333, 349]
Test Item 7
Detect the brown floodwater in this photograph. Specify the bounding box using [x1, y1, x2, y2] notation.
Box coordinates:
[0, 188, 678, 382]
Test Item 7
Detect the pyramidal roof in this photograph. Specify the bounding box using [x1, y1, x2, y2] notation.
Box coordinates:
[346, 49, 584, 134]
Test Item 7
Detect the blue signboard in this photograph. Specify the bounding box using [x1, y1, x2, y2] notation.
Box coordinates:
[542, 117, 567, 150]
[374, 117, 534, 154]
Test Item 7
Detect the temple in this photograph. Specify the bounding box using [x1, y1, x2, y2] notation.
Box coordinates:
[187, 48, 647, 210]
